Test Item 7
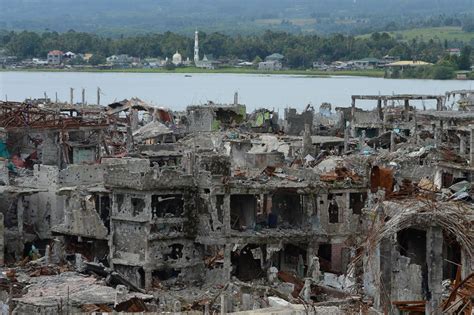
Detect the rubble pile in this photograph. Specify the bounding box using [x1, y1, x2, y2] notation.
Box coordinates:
[1, 91, 474, 314]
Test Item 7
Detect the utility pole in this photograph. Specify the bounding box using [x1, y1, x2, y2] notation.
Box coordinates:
[70, 88, 74, 106]
[97, 87, 101, 106]
[81, 88, 85, 106]
[55, 92, 58, 104]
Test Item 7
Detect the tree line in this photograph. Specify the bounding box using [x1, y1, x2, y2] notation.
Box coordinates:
[0, 29, 470, 69]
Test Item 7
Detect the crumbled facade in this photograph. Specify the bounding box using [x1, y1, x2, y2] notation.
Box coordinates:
[1, 92, 473, 314]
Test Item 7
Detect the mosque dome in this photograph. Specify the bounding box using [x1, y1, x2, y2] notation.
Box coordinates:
[172, 51, 182, 65]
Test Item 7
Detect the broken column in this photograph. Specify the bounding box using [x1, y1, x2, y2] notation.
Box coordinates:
[458, 134, 466, 155]
[303, 123, 313, 156]
[0, 213, 4, 266]
[426, 226, 443, 315]
[436, 96, 444, 111]
[223, 243, 232, 282]
[404, 99, 410, 122]
[434, 123, 441, 149]
[390, 131, 396, 152]
[359, 130, 366, 150]
[470, 125, 474, 166]
[220, 294, 228, 315]
[344, 125, 349, 154]
[377, 98, 383, 120]
[351, 96, 356, 137]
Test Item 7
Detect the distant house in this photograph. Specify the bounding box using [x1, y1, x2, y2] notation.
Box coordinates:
[63, 51, 76, 59]
[381, 55, 400, 64]
[353, 57, 381, 69]
[446, 48, 461, 57]
[385, 60, 433, 70]
[106, 54, 137, 68]
[32, 58, 48, 66]
[312, 61, 328, 70]
[82, 53, 93, 62]
[329, 61, 351, 70]
[258, 60, 282, 71]
[236, 61, 254, 67]
[456, 71, 470, 80]
[47, 50, 63, 65]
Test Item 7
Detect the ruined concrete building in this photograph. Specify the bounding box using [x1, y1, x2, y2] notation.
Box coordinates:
[0, 92, 473, 314]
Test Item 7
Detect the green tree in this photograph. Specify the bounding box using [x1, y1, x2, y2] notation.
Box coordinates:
[457, 46, 472, 70]
[88, 54, 105, 65]
[430, 65, 455, 80]
[252, 56, 262, 64]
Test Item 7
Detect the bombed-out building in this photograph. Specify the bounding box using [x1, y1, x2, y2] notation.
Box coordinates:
[0, 92, 473, 314]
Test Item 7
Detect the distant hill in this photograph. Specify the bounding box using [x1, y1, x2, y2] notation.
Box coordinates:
[1, 0, 473, 36]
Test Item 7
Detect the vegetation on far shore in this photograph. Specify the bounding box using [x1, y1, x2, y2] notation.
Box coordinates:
[0, 66, 386, 78]
[1, 28, 472, 80]
[358, 26, 474, 43]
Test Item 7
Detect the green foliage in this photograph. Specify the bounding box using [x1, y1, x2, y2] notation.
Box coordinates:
[67, 56, 85, 65]
[462, 17, 474, 32]
[0, 29, 452, 70]
[88, 54, 105, 65]
[252, 56, 262, 63]
[429, 65, 455, 79]
[457, 45, 472, 70]
[163, 62, 176, 70]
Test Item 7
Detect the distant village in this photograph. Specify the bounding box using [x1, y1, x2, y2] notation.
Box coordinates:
[2, 31, 472, 79]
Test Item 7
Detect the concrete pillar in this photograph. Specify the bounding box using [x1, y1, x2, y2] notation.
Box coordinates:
[130, 108, 139, 131]
[0, 213, 4, 266]
[223, 194, 231, 235]
[379, 237, 392, 311]
[303, 123, 312, 157]
[17, 196, 24, 236]
[358, 130, 366, 150]
[344, 125, 349, 154]
[144, 269, 152, 290]
[220, 293, 228, 315]
[390, 131, 396, 152]
[404, 99, 410, 122]
[223, 244, 232, 282]
[436, 97, 444, 111]
[426, 227, 443, 315]
[470, 125, 474, 166]
[241, 293, 252, 311]
[351, 97, 356, 137]
[377, 99, 382, 120]
[412, 107, 418, 142]
[434, 125, 441, 149]
[458, 134, 466, 155]
[45, 245, 51, 264]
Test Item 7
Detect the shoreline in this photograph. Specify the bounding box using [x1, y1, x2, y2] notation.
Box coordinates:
[0, 67, 386, 78]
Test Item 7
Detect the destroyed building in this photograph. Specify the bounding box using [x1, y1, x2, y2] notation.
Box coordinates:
[0, 92, 473, 314]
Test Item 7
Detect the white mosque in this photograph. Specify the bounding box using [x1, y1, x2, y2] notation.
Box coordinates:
[172, 51, 182, 66]
[168, 30, 215, 68]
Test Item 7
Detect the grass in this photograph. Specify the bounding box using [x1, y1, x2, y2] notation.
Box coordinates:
[359, 26, 474, 43]
[1, 67, 386, 78]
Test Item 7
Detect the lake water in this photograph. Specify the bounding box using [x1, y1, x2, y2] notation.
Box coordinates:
[1, 71, 473, 112]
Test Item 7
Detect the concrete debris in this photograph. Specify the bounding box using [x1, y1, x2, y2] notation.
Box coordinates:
[1, 92, 474, 314]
